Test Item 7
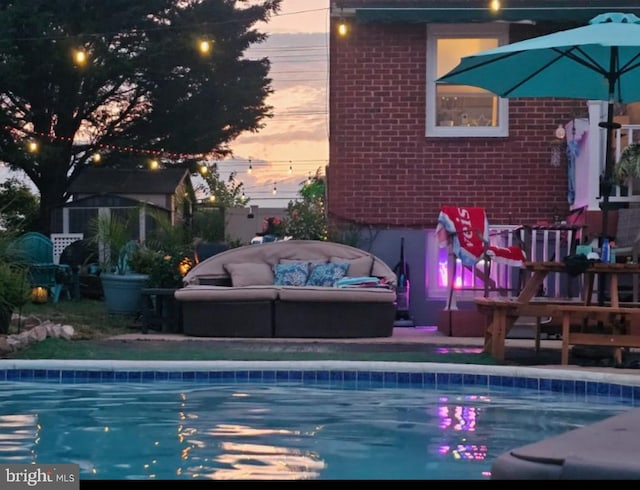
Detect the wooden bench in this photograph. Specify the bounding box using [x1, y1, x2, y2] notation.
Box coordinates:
[475, 298, 530, 361]
[475, 297, 580, 360]
[551, 304, 640, 365]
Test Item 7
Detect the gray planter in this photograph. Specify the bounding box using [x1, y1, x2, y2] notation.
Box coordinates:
[100, 273, 149, 315]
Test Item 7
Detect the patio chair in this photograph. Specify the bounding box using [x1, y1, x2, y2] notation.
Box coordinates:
[436, 206, 527, 310]
[59, 238, 100, 300]
[7, 232, 70, 303]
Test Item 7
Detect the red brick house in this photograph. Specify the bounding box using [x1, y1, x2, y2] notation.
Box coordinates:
[327, 0, 640, 329]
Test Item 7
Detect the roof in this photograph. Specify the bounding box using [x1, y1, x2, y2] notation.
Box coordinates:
[68, 167, 192, 195]
[337, 1, 640, 24]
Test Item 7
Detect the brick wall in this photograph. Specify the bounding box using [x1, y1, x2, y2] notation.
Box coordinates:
[328, 14, 585, 229]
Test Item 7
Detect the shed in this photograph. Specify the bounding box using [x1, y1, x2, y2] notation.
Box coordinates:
[51, 167, 194, 242]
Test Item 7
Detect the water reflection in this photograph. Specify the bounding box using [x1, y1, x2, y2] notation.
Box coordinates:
[180, 424, 325, 479]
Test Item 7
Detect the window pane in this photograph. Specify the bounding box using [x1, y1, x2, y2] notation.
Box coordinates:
[436, 37, 500, 127]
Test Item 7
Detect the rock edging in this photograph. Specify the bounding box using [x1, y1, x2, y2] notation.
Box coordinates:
[0, 314, 75, 357]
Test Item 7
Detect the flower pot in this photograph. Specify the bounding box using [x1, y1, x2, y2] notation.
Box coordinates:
[100, 273, 149, 316]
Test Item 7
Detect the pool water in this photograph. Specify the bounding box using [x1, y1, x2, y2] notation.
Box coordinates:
[0, 381, 632, 480]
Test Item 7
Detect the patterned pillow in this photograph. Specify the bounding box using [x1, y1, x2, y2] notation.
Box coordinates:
[273, 262, 309, 286]
[306, 262, 349, 287]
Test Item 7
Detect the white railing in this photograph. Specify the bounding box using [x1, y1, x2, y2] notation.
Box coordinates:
[484, 225, 582, 300]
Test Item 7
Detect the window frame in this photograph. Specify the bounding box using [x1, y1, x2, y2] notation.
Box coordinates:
[426, 23, 510, 138]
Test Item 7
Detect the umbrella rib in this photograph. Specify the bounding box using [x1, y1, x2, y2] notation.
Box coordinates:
[438, 50, 523, 80]
[502, 50, 569, 97]
[559, 46, 609, 76]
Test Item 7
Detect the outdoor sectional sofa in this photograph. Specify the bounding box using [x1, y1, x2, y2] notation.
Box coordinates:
[175, 240, 398, 338]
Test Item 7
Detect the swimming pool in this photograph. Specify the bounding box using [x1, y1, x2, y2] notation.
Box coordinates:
[1, 360, 639, 480]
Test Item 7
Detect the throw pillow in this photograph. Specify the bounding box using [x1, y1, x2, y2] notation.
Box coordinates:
[331, 255, 373, 277]
[273, 262, 309, 286]
[224, 263, 274, 287]
[306, 262, 349, 287]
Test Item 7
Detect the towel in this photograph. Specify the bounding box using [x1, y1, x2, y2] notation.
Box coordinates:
[436, 206, 526, 268]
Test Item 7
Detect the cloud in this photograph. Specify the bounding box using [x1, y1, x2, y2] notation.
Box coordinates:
[259, 0, 329, 34]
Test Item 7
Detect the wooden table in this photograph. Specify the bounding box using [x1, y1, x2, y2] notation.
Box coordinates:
[475, 261, 640, 364]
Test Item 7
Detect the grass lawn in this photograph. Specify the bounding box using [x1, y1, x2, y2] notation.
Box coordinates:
[8, 298, 499, 364]
[16, 298, 133, 339]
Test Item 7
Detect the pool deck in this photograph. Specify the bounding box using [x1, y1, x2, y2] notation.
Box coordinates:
[108, 325, 640, 376]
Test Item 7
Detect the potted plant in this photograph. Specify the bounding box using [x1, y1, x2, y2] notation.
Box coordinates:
[613, 142, 640, 184]
[127, 212, 194, 332]
[88, 212, 149, 316]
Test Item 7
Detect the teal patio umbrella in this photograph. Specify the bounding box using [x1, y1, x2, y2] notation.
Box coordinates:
[437, 12, 640, 237]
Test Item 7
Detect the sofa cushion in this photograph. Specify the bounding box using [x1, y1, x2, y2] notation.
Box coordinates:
[224, 262, 274, 287]
[331, 255, 374, 277]
[306, 262, 349, 287]
[175, 285, 279, 301]
[273, 262, 309, 286]
[277, 285, 396, 303]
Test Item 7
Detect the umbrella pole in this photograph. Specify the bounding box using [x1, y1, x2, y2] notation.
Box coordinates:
[597, 98, 621, 306]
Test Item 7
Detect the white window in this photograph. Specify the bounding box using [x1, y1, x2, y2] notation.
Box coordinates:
[426, 24, 509, 137]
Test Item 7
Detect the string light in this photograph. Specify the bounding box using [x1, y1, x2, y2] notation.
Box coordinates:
[27, 141, 38, 153]
[92, 152, 101, 164]
[247, 159, 253, 174]
[272, 182, 277, 195]
[73, 48, 87, 66]
[198, 39, 213, 55]
[489, 0, 501, 13]
[288, 161, 293, 174]
[149, 159, 159, 170]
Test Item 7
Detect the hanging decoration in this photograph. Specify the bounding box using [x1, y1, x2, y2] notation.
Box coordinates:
[566, 120, 582, 205]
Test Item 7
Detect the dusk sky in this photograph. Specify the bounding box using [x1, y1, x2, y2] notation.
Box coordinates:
[227, 0, 330, 207]
[0, 0, 331, 208]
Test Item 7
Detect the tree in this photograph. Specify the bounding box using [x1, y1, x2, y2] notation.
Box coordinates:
[0, 0, 281, 235]
[0, 179, 39, 233]
[196, 163, 248, 209]
[284, 169, 328, 240]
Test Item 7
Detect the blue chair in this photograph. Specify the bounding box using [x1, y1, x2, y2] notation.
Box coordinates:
[8, 232, 69, 303]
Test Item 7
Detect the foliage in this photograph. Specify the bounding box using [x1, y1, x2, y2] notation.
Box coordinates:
[283, 170, 328, 240]
[0, 179, 39, 233]
[0, 0, 281, 235]
[195, 164, 248, 209]
[87, 213, 139, 275]
[613, 143, 640, 184]
[129, 247, 190, 289]
[0, 232, 32, 333]
[128, 208, 194, 288]
[262, 216, 286, 236]
[192, 163, 248, 243]
[192, 207, 225, 242]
